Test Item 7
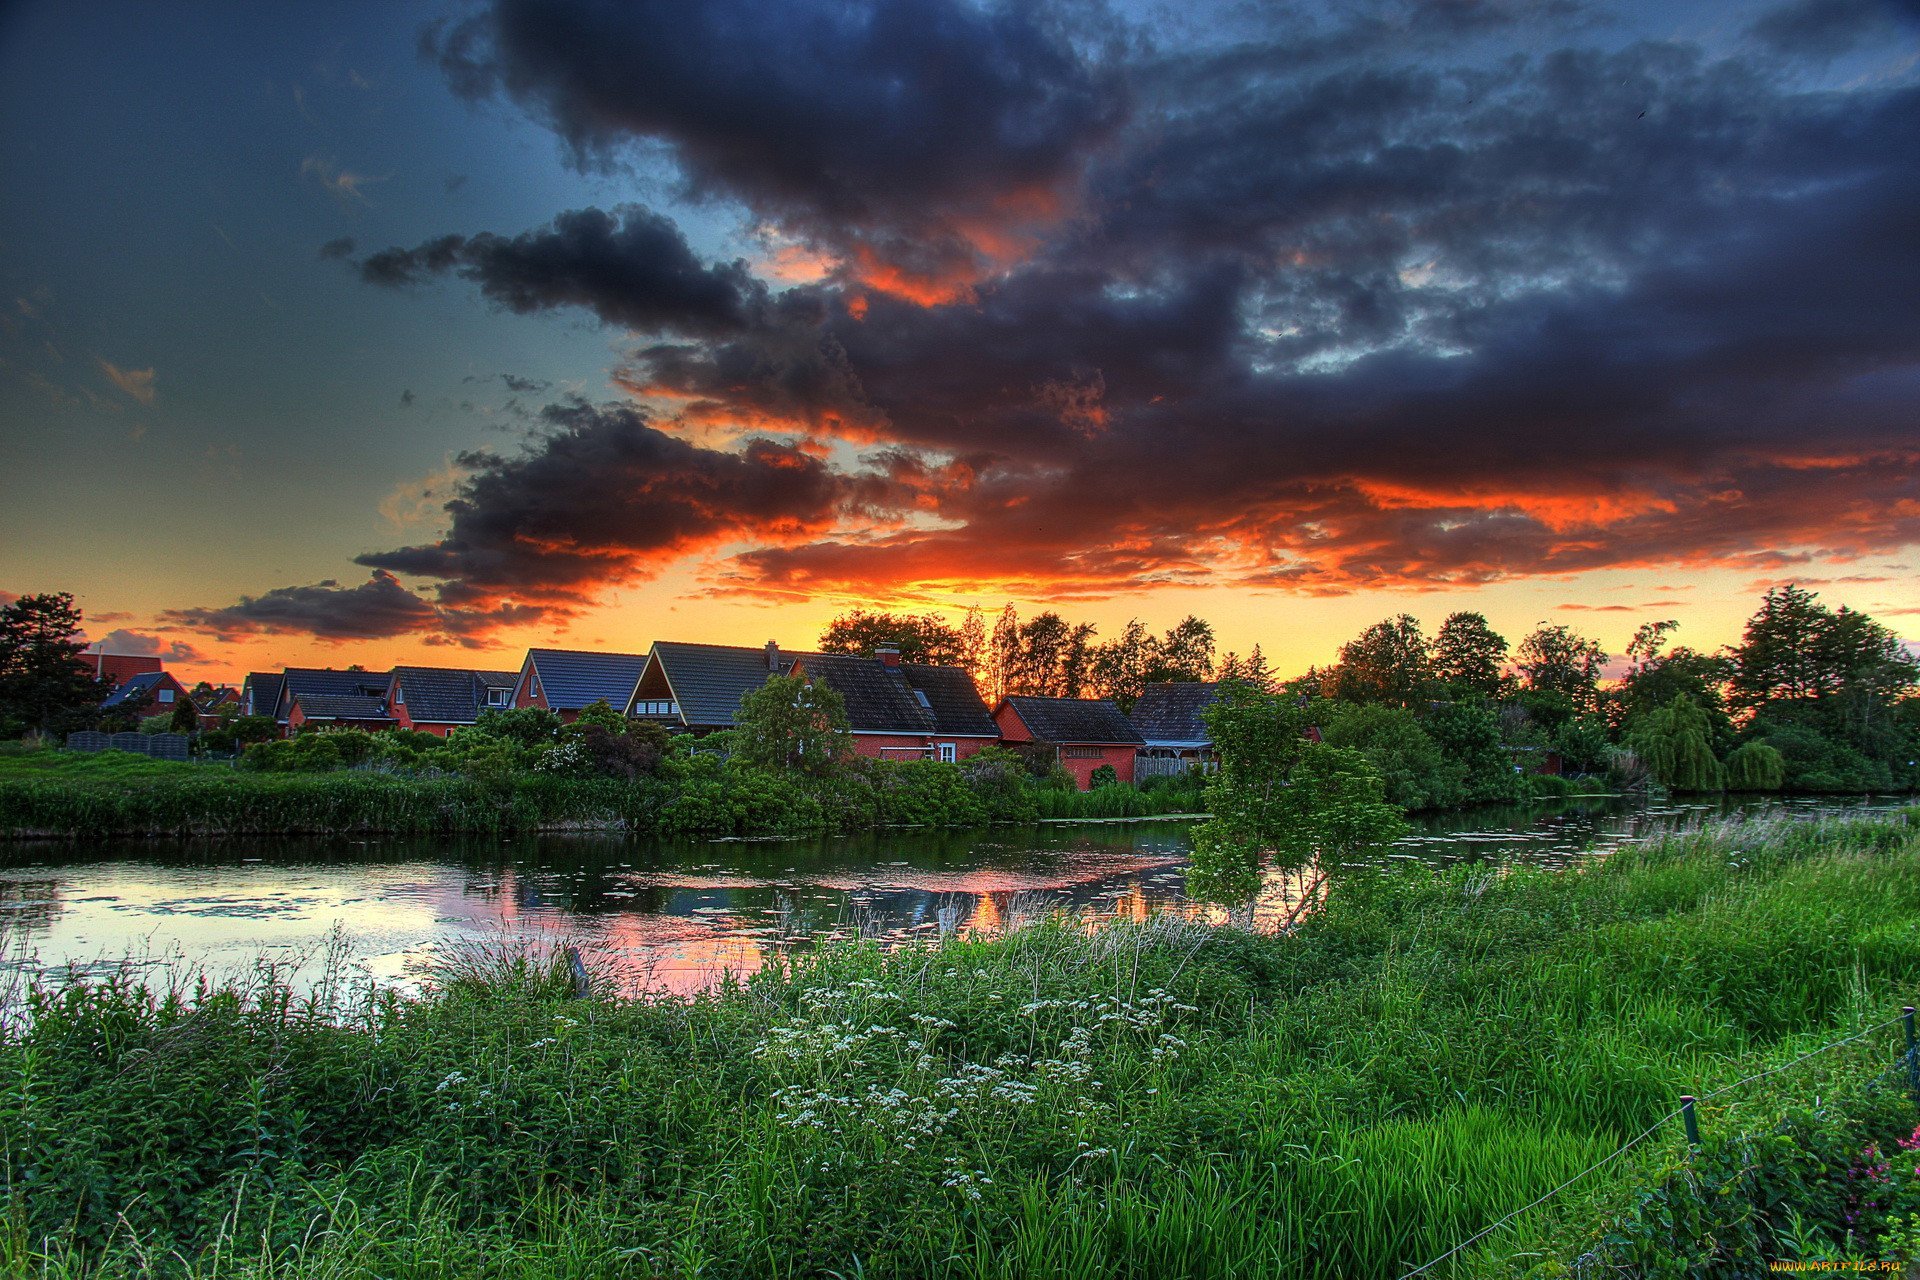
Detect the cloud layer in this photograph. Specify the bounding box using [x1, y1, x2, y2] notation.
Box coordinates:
[178, 0, 1920, 642]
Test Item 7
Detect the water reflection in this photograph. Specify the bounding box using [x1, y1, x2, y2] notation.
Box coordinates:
[0, 794, 1906, 996]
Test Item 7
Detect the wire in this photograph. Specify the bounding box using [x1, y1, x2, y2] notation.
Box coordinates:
[1396, 1013, 1911, 1279]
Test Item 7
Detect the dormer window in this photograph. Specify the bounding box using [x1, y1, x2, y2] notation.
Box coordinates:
[912, 689, 932, 709]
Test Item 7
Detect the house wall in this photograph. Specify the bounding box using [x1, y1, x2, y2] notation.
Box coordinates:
[514, 665, 548, 711]
[1055, 745, 1137, 789]
[111, 674, 191, 722]
[849, 733, 997, 761]
[991, 704, 1135, 789]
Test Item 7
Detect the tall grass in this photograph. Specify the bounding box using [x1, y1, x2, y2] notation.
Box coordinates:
[3, 811, 1919, 1278]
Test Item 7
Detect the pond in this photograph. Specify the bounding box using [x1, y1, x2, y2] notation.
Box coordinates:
[0, 794, 1907, 997]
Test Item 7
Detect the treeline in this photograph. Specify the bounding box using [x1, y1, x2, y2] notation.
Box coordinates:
[824, 586, 1920, 798]
[820, 606, 1234, 710]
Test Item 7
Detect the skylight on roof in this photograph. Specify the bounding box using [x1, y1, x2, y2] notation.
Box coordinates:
[913, 689, 932, 708]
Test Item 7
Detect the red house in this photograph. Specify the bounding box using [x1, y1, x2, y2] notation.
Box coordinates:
[790, 648, 1000, 761]
[512, 648, 652, 723]
[385, 666, 519, 737]
[99, 670, 192, 721]
[993, 696, 1145, 789]
[277, 668, 395, 735]
[83, 651, 163, 689]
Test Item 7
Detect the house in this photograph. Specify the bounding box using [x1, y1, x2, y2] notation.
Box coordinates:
[385, 666, 521, 736]
[82, 651, 163, 689]
[193, 685, 241, 731]
[277, 668, 395, 734]
[1129, 682, 1220, 761]
[992, 696, 1145, 789]
[512, 648, 652, 722]
[100, 670, 192, 721]
[240, 671, 285, 723]
[789, 647, 999, 761]
[625, 640, 800, 732]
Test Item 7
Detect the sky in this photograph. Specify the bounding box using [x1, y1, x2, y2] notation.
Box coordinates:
[1, 0, 1916, 686]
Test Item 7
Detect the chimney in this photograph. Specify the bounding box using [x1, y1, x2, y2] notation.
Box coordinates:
[876, 645, 901, 668]
[766, 640, 780, 671]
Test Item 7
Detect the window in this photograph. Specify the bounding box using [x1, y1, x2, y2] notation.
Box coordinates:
[157, 689, 174, 704]
[912, 689, 932, 709]
[393, 686, 404, 705]
[1062, 745, 1105, 759]
[938, 742, 956, 763]
[634, 699, 678, 717]
[488, 690, 509, 707]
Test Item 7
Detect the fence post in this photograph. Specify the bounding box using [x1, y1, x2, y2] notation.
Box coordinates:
[1905, 1007, 1918, 1102]
[1679, 1095, 1700, 1149]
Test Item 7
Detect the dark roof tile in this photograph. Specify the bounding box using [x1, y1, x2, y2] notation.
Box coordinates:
[1128, 682, 1220, 747]
[1001, 696, 1144, 745]
[523, 648, 651, 711]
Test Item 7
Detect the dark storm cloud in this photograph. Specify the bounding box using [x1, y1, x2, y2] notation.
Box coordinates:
[215, 0, 1920, 635]
[350, 399, 903, 614]
[425, 0, 1126, 287]
[1747, 0, 1919, 55]
[317, 236, 356, 259]
[166, 570, 450, 640]
[359, 206, 766, 336]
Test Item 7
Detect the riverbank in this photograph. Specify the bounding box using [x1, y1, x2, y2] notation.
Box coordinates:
[7, 808, 1919, 1277]
[0, 750, 1208, 840]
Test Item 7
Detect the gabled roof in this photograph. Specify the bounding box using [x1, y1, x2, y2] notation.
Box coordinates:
[644, 641, 798, 727]
[1000, 696, 1144, 745]
[193, 686, 240, 712]
[293, 693, 392, 722]
[101, 670, 179, 710]
[281, 668, 393, 721]
[522, 648, 651, 711]
[1129, 682, 1220, 748]
[390, 666, 496, 725]
[474, 669, 519, 691]
[242, 672, 284, 720]
[795, 654, 998, 737]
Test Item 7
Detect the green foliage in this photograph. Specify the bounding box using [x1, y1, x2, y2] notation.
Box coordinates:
[732, 673, 852, 775]
[1432, 611, 1510, 698]
[9, 813, 1920, 1278]
[474, 705, 563, 747]
[569, 698, 627, 731]
[137, 712, 173, 735]
[0, 592, 104, 737]
[819, 608, 965, 664]
[1725, 741, 1788, 792]
[1627, 694, 1725, 792]
[1318, 702, 1463, 811]
[1326, 613, 1433, 706]
[1516, 623, 1606, 710]
[1088, 762, 1118, 788]
[1424, 700, 1523, 805]
[1193, 685, 1404, 903]
[1549, 712, 1613, 774]
[1754, 718, 1895, 793]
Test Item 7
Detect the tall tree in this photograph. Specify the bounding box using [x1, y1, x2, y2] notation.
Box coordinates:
[818, 609, 961, 664]
[988, 605, 1021, 704]
[732, 674, 850, 775]
[1328, 615, 1432, 706]
[1090, 618, 1159, 711]
[1150, 615, 1217, 683]
[1729, 586, 1917, 713]
[1062, 622, 1098, 698]
[956, 607, 988, 695]
[1431, 612, 1509, 698]
[1515, 624, 1606, 709]
[1218, 645, 1276, 693]
[1015, 611, 1073, 696]
[0, 593, 104, 737]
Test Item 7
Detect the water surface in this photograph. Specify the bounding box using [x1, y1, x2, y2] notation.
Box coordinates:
[0, 794, 1904, 996]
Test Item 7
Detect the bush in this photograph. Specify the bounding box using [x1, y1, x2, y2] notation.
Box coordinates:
[1725, 741, 1788, 792]
[1089, 762, 1118, 788]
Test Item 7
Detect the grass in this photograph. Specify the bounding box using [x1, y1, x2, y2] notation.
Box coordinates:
[4, 809, 1920, 1277]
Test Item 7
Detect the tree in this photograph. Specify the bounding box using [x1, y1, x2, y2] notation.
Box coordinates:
[1431, 612, 1509, 698]
[1425, 700, 1521, 805]
[956, 607, 988, 694]
[989, 605, 1021, 704]
[818, 609, 963, 664]
[732, 674, 850, 775]
[1317, 702, 1463, 811]
[475, 705, 563, 746]
[1626, 694, 1723, 792]
[1515, 624, 1606, 709]
[1090, 619, 1159, 711]
[0, 593, 104, 738]
[1327, 615, 1432, 706]
[1014, 611, 1073, 696]
[1189, 683, 1405, 906]
[1217, 645, 1276, 693]
[1149, 616, 1217, 684]
[1724, 742, 1786, 792]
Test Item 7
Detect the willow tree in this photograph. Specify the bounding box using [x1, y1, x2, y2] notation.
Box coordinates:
[1725, 741, 1787, 792]
[1626, 694, 1723, 792]
[1191, 683, 1405, 912]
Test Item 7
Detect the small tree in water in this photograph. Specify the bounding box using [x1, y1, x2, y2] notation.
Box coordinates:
[733, 674, 851, 775]
[1190, 683, 1406, 914]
